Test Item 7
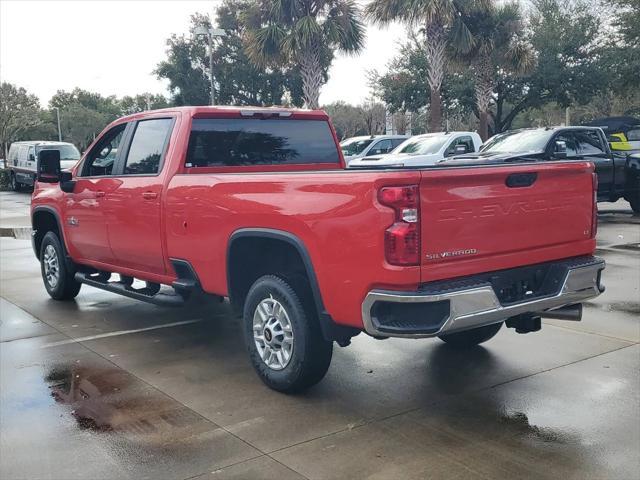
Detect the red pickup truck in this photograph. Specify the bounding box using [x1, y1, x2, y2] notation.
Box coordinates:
[32, 106, 605, 392]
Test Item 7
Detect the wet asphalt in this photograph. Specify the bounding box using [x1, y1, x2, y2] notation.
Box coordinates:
[0, 191, 638, 480]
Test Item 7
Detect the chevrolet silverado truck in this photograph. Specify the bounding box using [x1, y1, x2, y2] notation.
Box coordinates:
[32, 107, 605, 392]
[455, 126, 640, 213]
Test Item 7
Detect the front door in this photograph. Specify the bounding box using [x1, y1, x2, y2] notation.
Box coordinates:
[63, 124, 127, 264]
[105, 117, 175, 275]
[574, 129, 614, 200]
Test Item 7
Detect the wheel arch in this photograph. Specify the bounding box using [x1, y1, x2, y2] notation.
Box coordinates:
[226, 228, 358, 344]
[31, 206, 69, 263]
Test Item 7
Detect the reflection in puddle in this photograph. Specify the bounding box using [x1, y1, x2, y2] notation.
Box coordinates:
[44, 363, 208, 444]
[500, 411, 571, 443]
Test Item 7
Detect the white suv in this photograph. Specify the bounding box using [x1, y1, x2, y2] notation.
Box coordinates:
[348, 132, 482, 168]
[340, 135, 408, 165]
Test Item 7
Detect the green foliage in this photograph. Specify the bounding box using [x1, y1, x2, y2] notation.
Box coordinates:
[0, 82, 42, 158]
[322, 100, 387, 138]
[156, 3, 305, 106]
[242, 0, 365, 108]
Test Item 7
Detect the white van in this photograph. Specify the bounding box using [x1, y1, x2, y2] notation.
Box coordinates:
[6, 141, 80, 191]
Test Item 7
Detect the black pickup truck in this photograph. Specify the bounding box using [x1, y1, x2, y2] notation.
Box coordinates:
[453, 126, 640, 213]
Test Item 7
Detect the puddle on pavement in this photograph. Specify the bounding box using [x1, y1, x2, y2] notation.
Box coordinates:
[0, 227, 32, 240]
[44, 362, 213, 445]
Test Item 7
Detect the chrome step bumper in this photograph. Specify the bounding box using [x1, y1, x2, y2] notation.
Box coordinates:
[362, 256, 605, 338]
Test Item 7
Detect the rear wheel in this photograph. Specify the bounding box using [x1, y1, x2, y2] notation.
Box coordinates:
[438, 322, 503, 348]
[10, 172, 21, 192]
[40, 231, 81, 300]
[243, 275, 333, 393]
[629, 194, 640, 214]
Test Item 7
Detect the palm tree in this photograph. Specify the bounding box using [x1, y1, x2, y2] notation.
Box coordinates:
[365, 0, 475, 132]
[458, 1, 535, 140]
[242, 0, 365, 109]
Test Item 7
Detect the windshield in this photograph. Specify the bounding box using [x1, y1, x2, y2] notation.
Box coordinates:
[37, 144, 81, 161]
[396, 136, 448, 155]
[481, 130, 553, 153]
[340, 138, 373, 156]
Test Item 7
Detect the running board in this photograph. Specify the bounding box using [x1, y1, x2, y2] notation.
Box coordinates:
[75, 272, 186, 307]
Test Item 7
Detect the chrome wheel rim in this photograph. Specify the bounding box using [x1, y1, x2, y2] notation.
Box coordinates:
[43, 244, 60, 288]
[253, 296, 294, 370]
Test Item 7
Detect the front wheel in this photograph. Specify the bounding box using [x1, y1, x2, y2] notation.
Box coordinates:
[243, 275, 333, 393]
[438, 322, 503, 348]
[40, 231, 82, 300]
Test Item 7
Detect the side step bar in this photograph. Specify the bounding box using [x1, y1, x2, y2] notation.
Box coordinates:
[75, 272, 187, 307]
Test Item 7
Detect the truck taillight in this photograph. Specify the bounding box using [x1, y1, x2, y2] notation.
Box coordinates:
[378, 185, 420, 265]
[592, 172, 598, 237]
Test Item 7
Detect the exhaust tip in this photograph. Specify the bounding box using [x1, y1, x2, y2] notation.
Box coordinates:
[540, 304, 583, 321]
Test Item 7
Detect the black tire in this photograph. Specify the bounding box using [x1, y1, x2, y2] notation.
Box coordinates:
[629, 194, 640, 214]
[40, 231, 81, 301]
[438, 322, 503, 348]
[10, 172, 21, 192]
[243, 275, 333, 393]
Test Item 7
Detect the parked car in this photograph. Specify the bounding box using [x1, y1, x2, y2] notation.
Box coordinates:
[7, 141, 80, 191]
[340, 135, 408, 164]
[32, 107, 604, 392]
[451, 126, 640, 213]
[584, 116, 640, 154]
[347, 131, 482, 168]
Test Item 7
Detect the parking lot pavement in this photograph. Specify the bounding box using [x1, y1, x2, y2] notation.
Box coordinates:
[1, 191, 639, 479]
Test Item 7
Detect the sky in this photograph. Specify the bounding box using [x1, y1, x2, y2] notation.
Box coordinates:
[0, 0, 406, 107]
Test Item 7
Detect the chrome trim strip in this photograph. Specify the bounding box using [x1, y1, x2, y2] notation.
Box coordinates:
[362, 259, 605, 338]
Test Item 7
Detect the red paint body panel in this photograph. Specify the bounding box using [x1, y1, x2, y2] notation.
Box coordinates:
[31, 106, 598, 330]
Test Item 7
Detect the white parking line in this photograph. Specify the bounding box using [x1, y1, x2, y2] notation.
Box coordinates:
[41, 319, 203, 348]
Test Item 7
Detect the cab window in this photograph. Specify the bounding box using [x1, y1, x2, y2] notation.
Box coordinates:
[554, 133, 579, 158]
[367, 139, 393, 156]
[80, 124, 126, 177]
[122, 118, 173, 175]
[445, 136, 474, 156]
[575, 130, 605, 156]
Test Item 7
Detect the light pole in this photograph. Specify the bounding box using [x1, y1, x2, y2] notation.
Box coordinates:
[53, 107, 62, 141]
[194, 25, 226, 106]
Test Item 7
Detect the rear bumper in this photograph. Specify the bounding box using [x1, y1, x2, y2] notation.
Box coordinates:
[362, 256, 605, 338]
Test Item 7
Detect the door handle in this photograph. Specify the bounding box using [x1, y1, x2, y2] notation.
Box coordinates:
[506, 172, 537, 188]
[95, 190, 106, 198]
[142, 191, 158, 200]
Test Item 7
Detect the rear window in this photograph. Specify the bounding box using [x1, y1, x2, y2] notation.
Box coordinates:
[186, 118, 339, 167]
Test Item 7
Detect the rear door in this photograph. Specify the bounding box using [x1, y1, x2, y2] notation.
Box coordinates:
[419, 162, 595, 282]
[105, 117, 175, 275]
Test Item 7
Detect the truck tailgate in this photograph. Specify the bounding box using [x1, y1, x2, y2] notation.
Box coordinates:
[419, 162, 596, 282]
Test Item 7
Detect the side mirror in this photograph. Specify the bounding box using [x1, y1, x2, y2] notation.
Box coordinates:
[29, 153, 35, 162]
[554, 140, 567, 159]
[37, 149, 61, 183]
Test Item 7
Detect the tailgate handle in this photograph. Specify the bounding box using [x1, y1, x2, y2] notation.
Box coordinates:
[506, 172, 537, 188]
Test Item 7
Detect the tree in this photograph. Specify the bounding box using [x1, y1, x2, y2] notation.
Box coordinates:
[0, 83, 42, 158]
[323, 101, 365, 138]
[242, 0, 365, 109]
[119, 94, 170, 115]
[366, 0, 474, 132]
[156, 3, 304, 106]
[456, 1, 534, 140]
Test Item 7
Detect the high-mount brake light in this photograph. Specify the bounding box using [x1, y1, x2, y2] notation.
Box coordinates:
[378, 185, 420, 265]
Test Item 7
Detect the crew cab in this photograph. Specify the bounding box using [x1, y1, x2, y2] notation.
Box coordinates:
[454, 127, 640, 213]
[347, 131, 482, 168]
[32, 107, 605, 392]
